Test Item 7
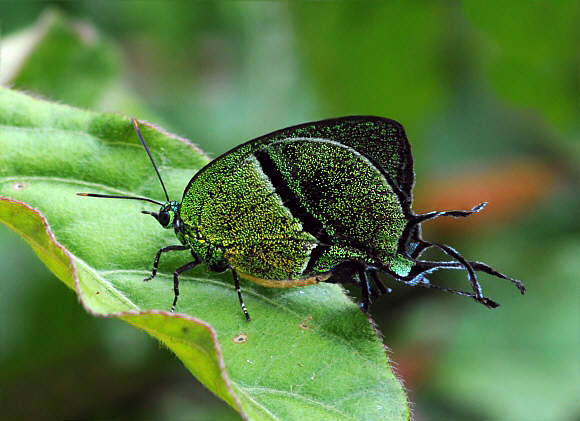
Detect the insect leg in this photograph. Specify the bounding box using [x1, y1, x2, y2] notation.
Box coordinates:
[368, 281, 381, 300]
[419, 259, 525, 294]
[357, 265, 371, 313]
[412, 239, 525, 296]
[468, 261, 526, 294]
[401, 203, 486, 257]
[230, 267, 251, 321]
[171, 256, 201, 312]
[423, 241, 483, 301]
[412, 203, 486, 225]
[144, 245, 189, 281]
[369, 270, 391, 296]
[415, 279, 499, 308]
[398, 259, 500, 308]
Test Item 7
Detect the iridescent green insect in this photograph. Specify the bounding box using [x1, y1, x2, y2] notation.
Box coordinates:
[79, 116, 525, 320]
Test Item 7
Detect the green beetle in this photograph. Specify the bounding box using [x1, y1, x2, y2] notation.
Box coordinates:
[80, 116, 525, 320]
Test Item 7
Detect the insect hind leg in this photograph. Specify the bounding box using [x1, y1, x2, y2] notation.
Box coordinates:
[468, 260, 526, 294]
[425, 241, 484, 301]
[415, 242, 525, 295]
[357, 264, 394, 312]
[397, 259, 498, 308]
[356, 265, 372, 313]
[398, 240, 525, 307]
[326, 262, 388, 311]
[368, 269, 392, 296]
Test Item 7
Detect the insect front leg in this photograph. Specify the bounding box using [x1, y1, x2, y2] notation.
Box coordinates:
[171, 254, 202, 312]
[144, 245, 189, 281]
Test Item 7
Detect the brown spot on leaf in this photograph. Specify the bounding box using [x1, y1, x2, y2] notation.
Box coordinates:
[12, 182, 28, 191]
[300, 315, 313, 330]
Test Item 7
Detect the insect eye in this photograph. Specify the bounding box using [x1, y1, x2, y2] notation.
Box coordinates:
[159, 210, 171, 227]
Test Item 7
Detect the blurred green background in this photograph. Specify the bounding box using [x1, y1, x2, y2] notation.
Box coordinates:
[0, 2, 578, 420]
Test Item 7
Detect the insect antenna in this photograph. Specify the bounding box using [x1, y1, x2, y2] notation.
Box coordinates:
[131, 118, 170, 202]
[76, 193, 164, 206]
[77, 118, 171, 206]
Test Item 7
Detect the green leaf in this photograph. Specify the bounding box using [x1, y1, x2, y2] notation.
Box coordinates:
[290, 2, 451, 130]
[0, 87, 410, 421]
[463, 1, 580, 157]
[1, 9, 159, 123]
[3, 9, 120, 109]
